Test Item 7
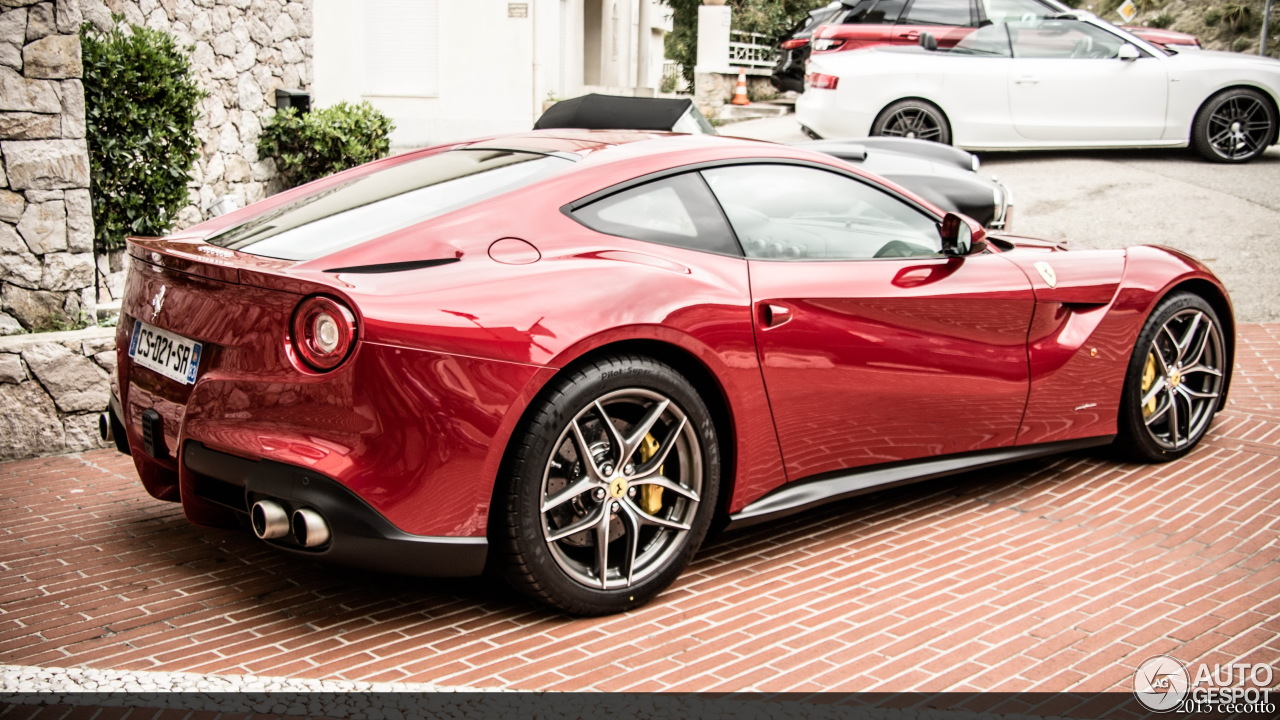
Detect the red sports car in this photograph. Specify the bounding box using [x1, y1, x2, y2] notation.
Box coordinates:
[105, 130, 1233, 615]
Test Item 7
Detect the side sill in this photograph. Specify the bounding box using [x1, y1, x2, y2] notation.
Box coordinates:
[726, 437, 1114, 530]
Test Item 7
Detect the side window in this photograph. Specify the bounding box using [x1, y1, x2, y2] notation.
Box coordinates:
[1008, 19, 1128, 59]
[980, 0, 1057, 24]
[901, 0, 974, 27]
[844, 0, 908, 25]
[571, 173, 740, 256]
[701, 165, 943, 261]
[951, 22, 1012, 57]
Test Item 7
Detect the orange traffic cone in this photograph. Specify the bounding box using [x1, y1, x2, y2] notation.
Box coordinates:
[731, 68, 750, 106]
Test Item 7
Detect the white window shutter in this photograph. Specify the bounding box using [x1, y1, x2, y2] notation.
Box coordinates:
[364, 0, 440, 97]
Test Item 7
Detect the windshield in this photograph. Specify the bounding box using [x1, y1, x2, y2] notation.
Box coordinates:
[208, 150, 573, 261]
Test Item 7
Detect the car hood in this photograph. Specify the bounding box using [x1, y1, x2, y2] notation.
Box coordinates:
[1167, 49, 1280, 71]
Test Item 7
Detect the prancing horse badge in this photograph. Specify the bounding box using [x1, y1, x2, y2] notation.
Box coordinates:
[1034, 261, 1058, 288]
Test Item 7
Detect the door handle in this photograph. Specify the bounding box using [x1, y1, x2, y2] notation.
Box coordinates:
[898, 31, 919, 39]
[1015, 76, 1040, 85]
[759, 303, 793, 328]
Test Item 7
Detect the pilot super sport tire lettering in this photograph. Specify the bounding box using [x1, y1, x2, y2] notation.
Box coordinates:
[872, 100, 952, 146]
[1116, 292, 1226, 463]
[1192, 88, 1277, 163]
[495, 355, 720, 615]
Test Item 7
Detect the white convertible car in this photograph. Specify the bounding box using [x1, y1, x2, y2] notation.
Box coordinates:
[796, 12, 1280, 163]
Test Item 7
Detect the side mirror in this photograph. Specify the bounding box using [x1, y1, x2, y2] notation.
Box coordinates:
[1117, 43, 1140, 61]
[920, 32, 938, 51]
[939, 212, 982, 256]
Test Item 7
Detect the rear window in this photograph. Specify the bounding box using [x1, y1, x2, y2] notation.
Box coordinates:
[208, 150, 573, 261]
[901, 0, 974, 26]
[841, 0, 907, 25]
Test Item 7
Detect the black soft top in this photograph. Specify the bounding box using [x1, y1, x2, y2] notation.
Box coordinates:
[534, 94, 694, 132]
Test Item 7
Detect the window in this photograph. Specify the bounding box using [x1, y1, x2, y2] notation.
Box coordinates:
[1008, 19, 1128, 59]
[951, 22, 1012, 57]
[209, 150, 573, 261]
[702, 165, 943, 261]
[572, 174, 740, 256]
[364, 0, 439, 97]
[980, 0, 1058, 24]
[841, 0, 908, 25]
[901, 0, 973, 27]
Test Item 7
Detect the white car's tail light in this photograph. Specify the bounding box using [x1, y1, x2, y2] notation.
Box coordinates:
[291, 295, 357, 371]
[780, 38, 810, 50]
[807, 72, 840, 90]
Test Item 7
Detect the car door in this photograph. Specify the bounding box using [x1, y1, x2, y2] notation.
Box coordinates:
[701, 163, 1035, 481]
[1007, 19, 1169, 141]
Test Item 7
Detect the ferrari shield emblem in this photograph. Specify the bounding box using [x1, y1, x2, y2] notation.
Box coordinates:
[1034, 261, 1058, 288]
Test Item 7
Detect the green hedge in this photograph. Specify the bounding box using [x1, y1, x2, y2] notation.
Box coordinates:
[257, 102, 395, 189]
[81, 20, 204, 253]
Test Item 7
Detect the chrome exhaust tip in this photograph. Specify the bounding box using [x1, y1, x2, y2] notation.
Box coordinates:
[98, 412, 113, 443]
[291, 507, 331, 548]
[251, 500, 290, 540]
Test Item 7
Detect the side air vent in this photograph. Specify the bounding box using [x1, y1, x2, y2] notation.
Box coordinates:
[324, 258, 460, 274]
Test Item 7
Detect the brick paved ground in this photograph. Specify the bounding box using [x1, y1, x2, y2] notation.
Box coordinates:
[1, 325, 1277, 693]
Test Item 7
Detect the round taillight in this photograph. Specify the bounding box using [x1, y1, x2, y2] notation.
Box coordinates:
[291, 296, 357, 371]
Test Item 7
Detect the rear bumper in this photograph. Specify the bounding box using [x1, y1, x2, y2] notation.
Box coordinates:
[182, 441, 487, 577]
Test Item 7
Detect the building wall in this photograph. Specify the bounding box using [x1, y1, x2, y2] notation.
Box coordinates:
[314, 0, 669, 149]
[0, 0, 95, 335]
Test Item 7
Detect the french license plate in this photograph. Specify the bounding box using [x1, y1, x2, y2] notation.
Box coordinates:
[129, 320, 202, 385]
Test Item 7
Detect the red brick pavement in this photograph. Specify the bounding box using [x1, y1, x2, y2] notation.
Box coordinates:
[1, 325, 1277, 692]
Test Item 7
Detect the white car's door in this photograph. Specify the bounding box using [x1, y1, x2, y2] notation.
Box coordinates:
[1007, 19, 1169, 142]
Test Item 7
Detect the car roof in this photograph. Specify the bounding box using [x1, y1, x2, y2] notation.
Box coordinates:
[456, 129, 834, 174]
[457, 128, 756, 157]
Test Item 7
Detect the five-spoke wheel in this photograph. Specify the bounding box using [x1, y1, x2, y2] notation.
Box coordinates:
[540, 388, 703, 591]
[871, 99, 952, 145]
[495, 355, 719, 615]
[1118, 293, 1227, 462]
[1193, 88, 1277, 163]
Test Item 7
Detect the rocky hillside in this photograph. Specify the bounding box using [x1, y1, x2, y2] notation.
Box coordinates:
[1086, 0, 1279, 56]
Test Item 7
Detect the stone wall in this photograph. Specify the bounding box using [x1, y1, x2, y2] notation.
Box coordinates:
[0, 0, 96, 335]
[693, 70, 775, 121]
[81, 0, 313, 302]
[0, 324, 112, 459]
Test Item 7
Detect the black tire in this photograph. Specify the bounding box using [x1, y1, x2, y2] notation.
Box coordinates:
[1115, 293, 1227, 463]
[871, 99, 952, 145]
[494, 354, 720, 615]
[1191, 88, 1277, 163]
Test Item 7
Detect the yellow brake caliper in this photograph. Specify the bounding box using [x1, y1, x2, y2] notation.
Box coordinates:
[638, 434, 663, 514]
[1141, 353, 1158, 417]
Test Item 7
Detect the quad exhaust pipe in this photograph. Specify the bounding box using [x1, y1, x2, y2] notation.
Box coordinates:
[292, 508, 331, 548]
[251, 499, 331, 548]
[251, 500, 290, 540]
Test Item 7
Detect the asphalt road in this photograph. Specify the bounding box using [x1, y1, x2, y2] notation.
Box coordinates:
[725, 116, 1280, 323]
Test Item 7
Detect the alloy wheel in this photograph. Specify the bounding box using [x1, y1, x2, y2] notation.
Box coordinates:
[539, 389, 703, 591]
[1205, 94, 1273, 161]
[880, 107, 945, 142]
[1139, 308, 1225, 451]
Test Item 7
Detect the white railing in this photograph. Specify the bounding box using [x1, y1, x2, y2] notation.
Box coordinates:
[661, 60, 688, 92]
[728, 30, 776, 70]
